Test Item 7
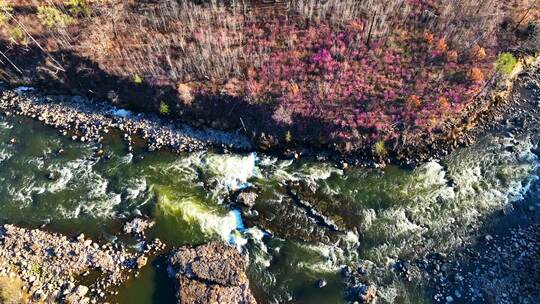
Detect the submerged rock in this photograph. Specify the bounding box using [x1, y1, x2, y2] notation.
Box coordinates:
[316, 278, 327, 288]
[168, 242, 256, 304]
[123, 218, 155, 239]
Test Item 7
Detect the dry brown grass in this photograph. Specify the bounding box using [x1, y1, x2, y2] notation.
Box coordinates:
[0, 275, 29, 304]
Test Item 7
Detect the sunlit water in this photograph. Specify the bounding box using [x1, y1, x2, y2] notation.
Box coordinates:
[0, 114, 538, 304]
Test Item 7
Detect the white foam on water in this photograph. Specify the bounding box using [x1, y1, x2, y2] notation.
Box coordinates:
[47, 162, 76, 193]
[14, 86, 34, 94]
[0, 146, 12, 163]
[111, 108, 132, 118]
[0, 121, 14, 163]
[80, 176, 122, 219]
[295, 243, 347, 273]
[157, 192, 239, 242]
[242, 227, 272, 268]
[124, 177, 147, 201]
[151, 152, 202, 182]
[120, 153, 134, 164]
[202, 152, 258, 193]
[0, 121, 13, 130]
[7, 177, 45, 207]
[39, 157, 124, 219]
[361, 135, 539, 261]
[258, 155, 342, 187]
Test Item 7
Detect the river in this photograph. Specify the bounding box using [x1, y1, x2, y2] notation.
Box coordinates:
[0, 109, 538, 303]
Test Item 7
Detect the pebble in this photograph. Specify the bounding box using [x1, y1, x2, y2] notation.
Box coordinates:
[74, 285, 89, 297]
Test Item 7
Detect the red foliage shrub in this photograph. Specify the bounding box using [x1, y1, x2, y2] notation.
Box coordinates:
[436, 38, 448, 52]
[472, 46, 488, 61]
[407, 95, 423, 108]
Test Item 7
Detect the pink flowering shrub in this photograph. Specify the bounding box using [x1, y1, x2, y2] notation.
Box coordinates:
[199, 4, 496, 149]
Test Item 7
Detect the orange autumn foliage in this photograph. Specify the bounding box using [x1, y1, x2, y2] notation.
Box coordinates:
[290, 82, 300, 96]
[469, 67, 484, 83]
[423, 32, 434, 43]
[348, 20, 364, 33]
[447, 50, 458, 62]
[407, 95, 422, 107]
[471, 46, 487, 61]
[437, 96, 450, 109]
[436, 38, 448, 52]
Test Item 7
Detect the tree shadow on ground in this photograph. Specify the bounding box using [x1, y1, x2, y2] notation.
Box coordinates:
[1, 40, 345, 154]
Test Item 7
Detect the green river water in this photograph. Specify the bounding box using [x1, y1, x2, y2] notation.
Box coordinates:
[0, 113, 538, 304]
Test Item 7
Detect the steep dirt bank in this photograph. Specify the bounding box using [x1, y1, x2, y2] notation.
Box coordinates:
[394, 56, 540, 167]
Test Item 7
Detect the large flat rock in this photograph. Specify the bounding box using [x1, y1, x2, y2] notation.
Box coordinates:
[169, 242, 256, 304]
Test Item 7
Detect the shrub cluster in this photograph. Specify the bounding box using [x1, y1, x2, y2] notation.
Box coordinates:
[496, 52, 518, 75]
[37, 6, 74, 28]
[233, 12, 494, 145]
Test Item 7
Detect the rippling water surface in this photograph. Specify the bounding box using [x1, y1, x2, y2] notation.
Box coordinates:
[0, 114, 538, 303]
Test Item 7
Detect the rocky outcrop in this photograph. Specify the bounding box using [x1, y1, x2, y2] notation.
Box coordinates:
[0, 224, 147, 303]
[168, 242, 256, 304]
[236, 191, 258, 208]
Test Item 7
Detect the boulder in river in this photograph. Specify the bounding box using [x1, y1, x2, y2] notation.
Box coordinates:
[236, 191, 258, 208]
[168, 242, 256, 304]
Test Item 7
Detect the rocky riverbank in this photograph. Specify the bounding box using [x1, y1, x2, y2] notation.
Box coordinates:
[0, 224, 158, 303]
[0, 220, 260, 304]
[431, 224, 540, 304]
[469, 59, 540, 141]
[394, 205, 540, 304]
[0, 87, 252, 155]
